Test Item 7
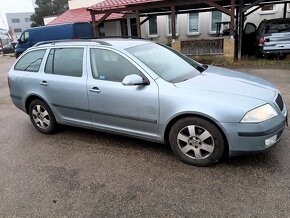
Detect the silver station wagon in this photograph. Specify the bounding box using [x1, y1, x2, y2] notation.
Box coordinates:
[8, 39, 288, 166]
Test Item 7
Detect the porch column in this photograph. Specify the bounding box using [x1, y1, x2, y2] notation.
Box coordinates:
[237, 0, 244, 60]
[136, 10, 141, 37]
[90, 11, 97, 38]
[171, 6, 176, 41]
[230, 0, 235, 38]
[283, 2, 287, 18]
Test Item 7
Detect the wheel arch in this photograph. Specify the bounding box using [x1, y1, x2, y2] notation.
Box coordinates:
[163, 113, 229, 157]
[25, 94, 50, 114]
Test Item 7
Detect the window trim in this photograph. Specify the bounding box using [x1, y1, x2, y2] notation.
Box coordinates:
[209, 11, 223, 34]
[147, 15, 158, 38]
[44, 46, 85, 78]
[258, 4, 277, 15]
[166, 15, 179, 37]
[187, 13, 200, 36]
[88, 46, 151, 83]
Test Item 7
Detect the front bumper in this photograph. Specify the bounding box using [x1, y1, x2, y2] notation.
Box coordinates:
[220, 111, 287, 157]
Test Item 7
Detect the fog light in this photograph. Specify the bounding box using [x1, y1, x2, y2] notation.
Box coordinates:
[265, 135, 277, 147]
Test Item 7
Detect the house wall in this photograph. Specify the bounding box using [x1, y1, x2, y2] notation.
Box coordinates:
[68, 0, 103, 9]
[141, 12, 230, 44]
[246, 4, 290, 25]
[5, 12, 33, 40]
[104, 21, 121, 36]
[140, 3, 290, 44]
[43, 16, 58, 25]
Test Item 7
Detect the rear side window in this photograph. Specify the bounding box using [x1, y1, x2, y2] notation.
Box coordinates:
[265, 21, 290, 34]
[45, 48, 84, 77]
[14, 49, 46, 72]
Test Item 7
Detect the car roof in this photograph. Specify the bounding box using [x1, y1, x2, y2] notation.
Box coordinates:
[35, 38, 152, 50]
[263, 18, 290, 23]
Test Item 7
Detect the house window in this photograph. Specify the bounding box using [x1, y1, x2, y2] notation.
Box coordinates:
[261, 5, 274, 11]
[210, 11, 222, 33]
[25, 18, 31, 22]
[259, 4, 276, 14]
[14, 28, 22, 33]
[148, 15, 157, 36]
[167, 15, 178, 36]
[11, 18, 20, 23]
[188, 13, 199, 35]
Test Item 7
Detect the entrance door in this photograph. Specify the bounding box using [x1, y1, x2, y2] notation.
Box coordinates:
[130, 18, 138, 37]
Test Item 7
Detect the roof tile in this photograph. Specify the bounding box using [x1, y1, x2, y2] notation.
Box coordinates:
[48, 8, 124, 26]
[89, 0, 163, 10]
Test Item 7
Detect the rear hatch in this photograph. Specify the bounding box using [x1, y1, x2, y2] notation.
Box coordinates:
[263, 20, 290, 53]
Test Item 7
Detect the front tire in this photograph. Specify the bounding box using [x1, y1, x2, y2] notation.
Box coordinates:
[169, 117, 225, 166]
[28, 99, 57, 134]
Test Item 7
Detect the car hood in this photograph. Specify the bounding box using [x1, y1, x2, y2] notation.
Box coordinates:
[174, 66, 277, 102]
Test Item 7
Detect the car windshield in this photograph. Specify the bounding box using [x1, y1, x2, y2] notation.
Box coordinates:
[126, 43, 203, 83]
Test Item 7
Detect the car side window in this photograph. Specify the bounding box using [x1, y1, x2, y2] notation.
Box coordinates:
[90, 48, 141, 82]
[45, 48, 84, 77]
[14, 49, 46, 72]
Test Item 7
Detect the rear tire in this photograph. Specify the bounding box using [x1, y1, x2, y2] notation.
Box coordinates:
[28, 99, 57, 134]
[169, 117, 225, 166]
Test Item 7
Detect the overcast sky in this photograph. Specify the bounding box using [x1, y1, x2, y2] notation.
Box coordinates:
[0, 0, 35, 29]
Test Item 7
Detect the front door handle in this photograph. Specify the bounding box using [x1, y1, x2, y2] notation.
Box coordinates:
[89, 87, 101, 93]
[40, 81, 48, 86]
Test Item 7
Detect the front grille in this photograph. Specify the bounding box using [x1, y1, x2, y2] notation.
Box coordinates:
[275, 94, 284, 111]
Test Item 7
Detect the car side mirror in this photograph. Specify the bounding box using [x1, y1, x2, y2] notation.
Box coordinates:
[122, 74, 148, 86]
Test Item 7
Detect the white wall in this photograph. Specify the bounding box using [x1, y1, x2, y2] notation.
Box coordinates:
[68, 0, 103, 9]
[140, 3, 290, 44]
[43, 16, 57, 25]
[141, 12, 230, 44]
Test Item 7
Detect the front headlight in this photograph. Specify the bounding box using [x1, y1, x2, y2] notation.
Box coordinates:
[241, 104, 278, 123]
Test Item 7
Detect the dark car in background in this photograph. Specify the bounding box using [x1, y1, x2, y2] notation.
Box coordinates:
[243, 18, 290, 58]
[0, 41, 17, 54]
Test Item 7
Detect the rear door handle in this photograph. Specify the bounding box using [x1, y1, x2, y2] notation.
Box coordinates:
[40, 81, 48, 86]
[89, 87, 101, 93]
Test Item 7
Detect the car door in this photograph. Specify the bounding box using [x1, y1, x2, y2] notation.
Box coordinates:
[87, 47, 159, 138]
[39, 46, 91, 126]
[243, 22, 257, 55]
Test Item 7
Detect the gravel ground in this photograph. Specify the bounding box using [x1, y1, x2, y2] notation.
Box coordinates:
[0, 55, 289, 217]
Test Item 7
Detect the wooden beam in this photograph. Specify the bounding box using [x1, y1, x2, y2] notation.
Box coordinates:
[244, 5, 262, 16]
[89, 0, 209, 14]
[140, 16, 150, 25]
[242, 0, 262, 13]
[171, 6, 176, 41]
[96, 13, 111, 26]
[238, 0, 244, 60]
[90, 11, 97, 38]
[283, 2, 287, 18]
[204, 0, 231, 16]
[136, 10, 141, 37]
[230, 0, 235, 38]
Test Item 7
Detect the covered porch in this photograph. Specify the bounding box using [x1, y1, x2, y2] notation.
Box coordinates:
[87, 0, 289, 61]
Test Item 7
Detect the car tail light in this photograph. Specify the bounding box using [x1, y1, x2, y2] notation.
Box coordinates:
[258, 36, 264, 46]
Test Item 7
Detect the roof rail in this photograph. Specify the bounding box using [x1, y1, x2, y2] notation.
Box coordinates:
[94, 36, 145, 40]
[33, 39, 112, 47]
